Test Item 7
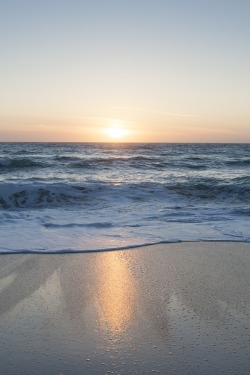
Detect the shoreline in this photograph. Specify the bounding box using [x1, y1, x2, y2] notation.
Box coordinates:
[1, 239, 250, 255]
[0, 241, 249, 374]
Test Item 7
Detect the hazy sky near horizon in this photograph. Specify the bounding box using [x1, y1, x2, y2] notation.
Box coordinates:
[1, 0, 250, 142]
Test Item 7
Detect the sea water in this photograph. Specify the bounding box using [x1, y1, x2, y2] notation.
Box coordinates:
[0, 142, 249, 253]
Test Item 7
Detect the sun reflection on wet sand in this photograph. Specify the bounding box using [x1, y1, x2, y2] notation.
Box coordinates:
[95, 252, 135, 335]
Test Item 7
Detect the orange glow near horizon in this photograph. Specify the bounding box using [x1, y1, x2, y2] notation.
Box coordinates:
[1, 113, 250, 143]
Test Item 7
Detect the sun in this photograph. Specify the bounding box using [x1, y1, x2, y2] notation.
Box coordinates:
[106, 127, 126, 139]
[105, 120, 128, 141]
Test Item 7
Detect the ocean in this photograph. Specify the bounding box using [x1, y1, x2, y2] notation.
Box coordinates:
[0, 142, 249, 253]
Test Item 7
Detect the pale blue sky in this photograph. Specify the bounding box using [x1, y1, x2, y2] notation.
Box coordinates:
[1, 0, 250, 142]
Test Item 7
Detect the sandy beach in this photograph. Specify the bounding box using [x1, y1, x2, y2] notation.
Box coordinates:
[0, 242, 249, 374]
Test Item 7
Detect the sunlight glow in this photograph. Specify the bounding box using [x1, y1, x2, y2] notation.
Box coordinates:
[106, 127, 126, 139]
[104, 120, 129, 141]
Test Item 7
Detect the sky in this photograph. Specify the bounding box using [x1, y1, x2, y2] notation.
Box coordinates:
[1, 0, 250, 142]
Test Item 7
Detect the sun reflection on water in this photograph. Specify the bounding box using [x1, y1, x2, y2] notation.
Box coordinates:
[96, 252, 135, 335]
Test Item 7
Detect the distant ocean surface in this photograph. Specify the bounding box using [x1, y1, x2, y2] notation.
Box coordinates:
[0, 142, 250, 253]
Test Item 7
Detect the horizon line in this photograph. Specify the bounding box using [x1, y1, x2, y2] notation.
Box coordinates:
[1, 141, 250, 145]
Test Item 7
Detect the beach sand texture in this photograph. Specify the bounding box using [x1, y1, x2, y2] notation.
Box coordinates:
[0, 242, 249, 374]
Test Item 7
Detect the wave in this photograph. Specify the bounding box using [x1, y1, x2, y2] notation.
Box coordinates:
[0, 158, 47, 170]
[44, 221, 113, 229]
[0, 183, 90, 209]
[67, 158, 208, 171]
[53, 156, 77, 162]
[168, 180, 250, 202]
[5, 155, 168, 171]
[2, 154, 249, 174]
[72, 155, 159, 163]
[1, 178, 249, 209]
[226, 159, 250, 167]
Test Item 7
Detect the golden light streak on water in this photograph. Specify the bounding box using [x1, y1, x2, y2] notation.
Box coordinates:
[95, 252, 136, 335]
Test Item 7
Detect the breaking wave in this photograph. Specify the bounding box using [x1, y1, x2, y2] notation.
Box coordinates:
[0, 177, 250, 209]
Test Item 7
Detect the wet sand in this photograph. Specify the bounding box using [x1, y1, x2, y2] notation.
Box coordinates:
[0, 242, 249, 374]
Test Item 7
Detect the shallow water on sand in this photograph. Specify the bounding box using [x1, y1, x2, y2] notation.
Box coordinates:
[0, 242, 249, 374]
